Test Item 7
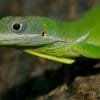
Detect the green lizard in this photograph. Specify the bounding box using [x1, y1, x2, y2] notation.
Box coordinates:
[0, 6, 100, 64]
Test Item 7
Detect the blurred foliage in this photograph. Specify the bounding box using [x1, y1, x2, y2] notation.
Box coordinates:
[0, 0, 96, 20]
[0, 0, 100, 100]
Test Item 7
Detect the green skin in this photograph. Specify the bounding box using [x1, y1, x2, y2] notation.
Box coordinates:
[0, 6, 100, 64]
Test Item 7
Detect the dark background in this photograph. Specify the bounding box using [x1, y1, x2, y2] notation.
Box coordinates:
[0, 0, 100, 100]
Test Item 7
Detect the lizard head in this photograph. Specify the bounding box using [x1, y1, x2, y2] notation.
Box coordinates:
[0, 16, 78, 64]
[0, 16, 58, 46]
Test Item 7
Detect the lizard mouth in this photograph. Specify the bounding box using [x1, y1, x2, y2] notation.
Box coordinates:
[0, 33, 61, 46]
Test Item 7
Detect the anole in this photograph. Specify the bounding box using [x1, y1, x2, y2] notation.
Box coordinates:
[0, 6, 100, 64]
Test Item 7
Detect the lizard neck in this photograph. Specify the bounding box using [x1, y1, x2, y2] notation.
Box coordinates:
[43, 6, 100, 46]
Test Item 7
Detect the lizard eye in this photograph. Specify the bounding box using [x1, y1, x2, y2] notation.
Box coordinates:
[11, 22, 23, 32]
